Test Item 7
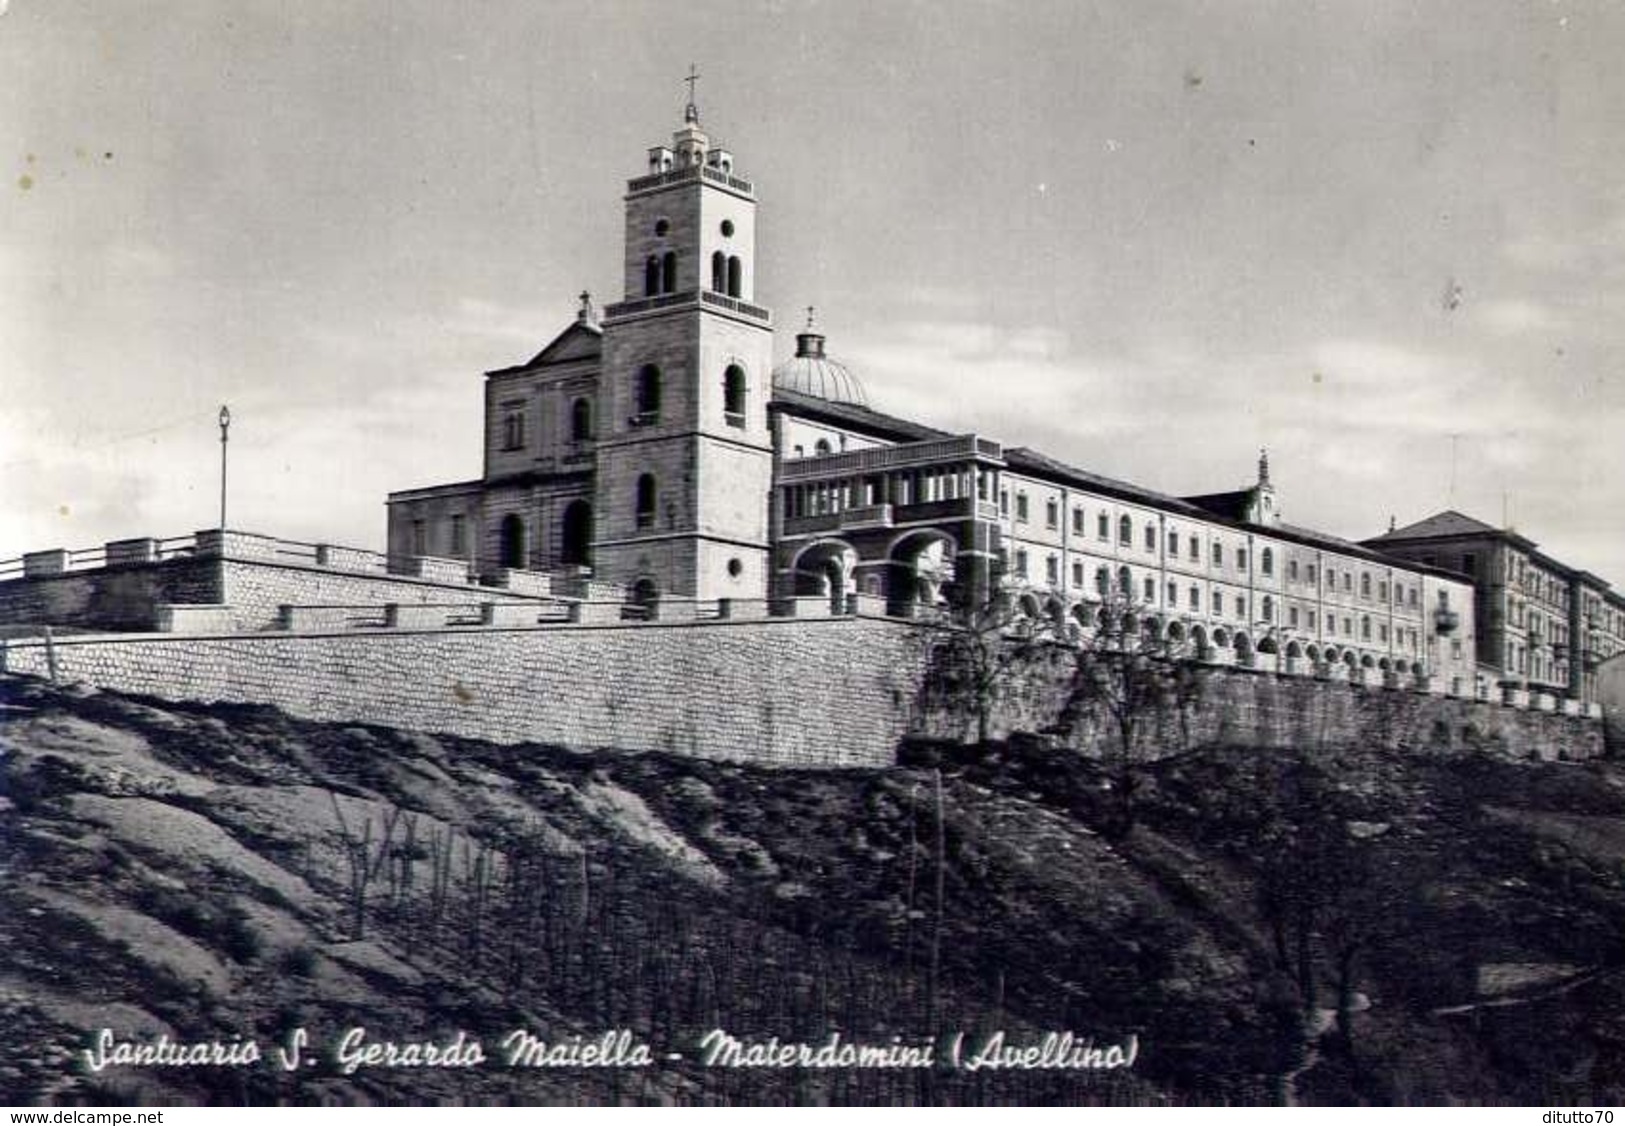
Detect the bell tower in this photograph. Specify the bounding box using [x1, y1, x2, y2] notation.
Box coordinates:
[593, 83, 775, 603]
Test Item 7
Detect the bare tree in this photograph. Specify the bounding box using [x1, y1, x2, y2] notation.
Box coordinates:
[1250, 756, 1408, 1057]
[1054, 590, 1203, 840]
[912, 586, 1061, 744]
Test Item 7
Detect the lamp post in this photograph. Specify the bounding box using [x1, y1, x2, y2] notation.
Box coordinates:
[218, 404, 231, 531]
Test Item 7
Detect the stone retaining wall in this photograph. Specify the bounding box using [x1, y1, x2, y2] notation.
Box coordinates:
[0, 617, 921, 767]
[0, 618, 1602, 767]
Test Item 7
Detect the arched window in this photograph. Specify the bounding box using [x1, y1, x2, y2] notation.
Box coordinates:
[560, 501, 592, 567]
[1118, 565, 1132, 594]
[1118, 515, 1133, 546]
[570, 397, 593, 442]
[1262, 595, 1274, 622]
[499, 514, 525, 570]
[635, 474, 657, 529]
[661, 251, 677, 294]
[723, 364, 747, 424]
[814, 438, 832, 456]
[635, 365, 661, 423]
[1261, 547, 1274, 576]
[1361, 614, 1372, 641]
[1095, 566, 1109, 596]
[1361, 572, 1372, 598]
[727, 255, 742, 298]
[644, 256, 660, 297]
[711, 251, 726, 293]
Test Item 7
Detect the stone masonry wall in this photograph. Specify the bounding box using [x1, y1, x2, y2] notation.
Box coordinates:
[0, 553, 558, 635]
[0, 616, 1601, 768]
[957, 644, 1604, 763]
[218, 560, 548, 632]
[0, 617, 922, 767]
[0, 558, 221, 632]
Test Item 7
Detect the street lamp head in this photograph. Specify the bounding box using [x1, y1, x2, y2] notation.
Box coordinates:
[219, 404, 231, 430]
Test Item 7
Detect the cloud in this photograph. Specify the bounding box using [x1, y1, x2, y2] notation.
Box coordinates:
[1476, 298, 1569, 336]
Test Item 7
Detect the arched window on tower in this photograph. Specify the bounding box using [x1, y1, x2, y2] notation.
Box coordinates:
[726, 256, 742, 298]
[644, 256, 660, 297]
[570, 397, 593, 443]
[723, 364, 747, 427]
[711, 251, 726, 294]
[661, 251, 677, 294]
[634, 365, 661, 425]
[635, 474, 657, 529]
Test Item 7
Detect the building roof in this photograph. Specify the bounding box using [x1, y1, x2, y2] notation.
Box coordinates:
[1000, 445, 1210, 518]
[771, 390, 1470, 578]
[1366, 509, 1505, 544]
[769, 387, 950, 444]
[1183, 488, 1256, 521]
[1362, 508, 1544, 560]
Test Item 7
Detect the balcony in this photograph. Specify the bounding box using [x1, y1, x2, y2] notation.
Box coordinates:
[698, 288, 771, 324]
[625, 163, 755, 198]
[1434, 608, 1461, 635]
[602, 288, 770, 327]
[778, 434, 1004, 483]
[782, 496, 992, 538]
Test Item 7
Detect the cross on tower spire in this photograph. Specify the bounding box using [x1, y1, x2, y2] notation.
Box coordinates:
[683, 64, 701, 124]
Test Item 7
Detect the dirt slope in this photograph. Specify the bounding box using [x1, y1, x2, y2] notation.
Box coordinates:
[2, 675, 1623, 1105]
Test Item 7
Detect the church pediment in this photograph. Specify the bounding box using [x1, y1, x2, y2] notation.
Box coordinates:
[527, 320, 603, 366]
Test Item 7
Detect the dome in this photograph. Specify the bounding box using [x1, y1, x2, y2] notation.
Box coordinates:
[771, 315, 869, 407]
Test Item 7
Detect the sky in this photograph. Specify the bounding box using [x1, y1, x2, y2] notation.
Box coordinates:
[5, 0, 1625, 580]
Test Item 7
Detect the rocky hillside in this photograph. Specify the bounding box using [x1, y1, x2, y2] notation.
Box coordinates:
[2, 673, 1624, 1105]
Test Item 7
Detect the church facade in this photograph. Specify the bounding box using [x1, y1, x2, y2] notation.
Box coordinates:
[386, 100, 1548, 700]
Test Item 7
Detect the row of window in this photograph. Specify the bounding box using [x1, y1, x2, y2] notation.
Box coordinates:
[1006, 498, 1433, 606]
[642, 252, 744, 299]
[501, 399, 596, 451]
[1009, 550, 1437, 645]
[409, 514, 467, 558]
[499, 366, 749, 452]
[410, 505, 594, 570]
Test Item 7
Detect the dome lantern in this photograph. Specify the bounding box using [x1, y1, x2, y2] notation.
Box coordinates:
[771, 308, 869, 407]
